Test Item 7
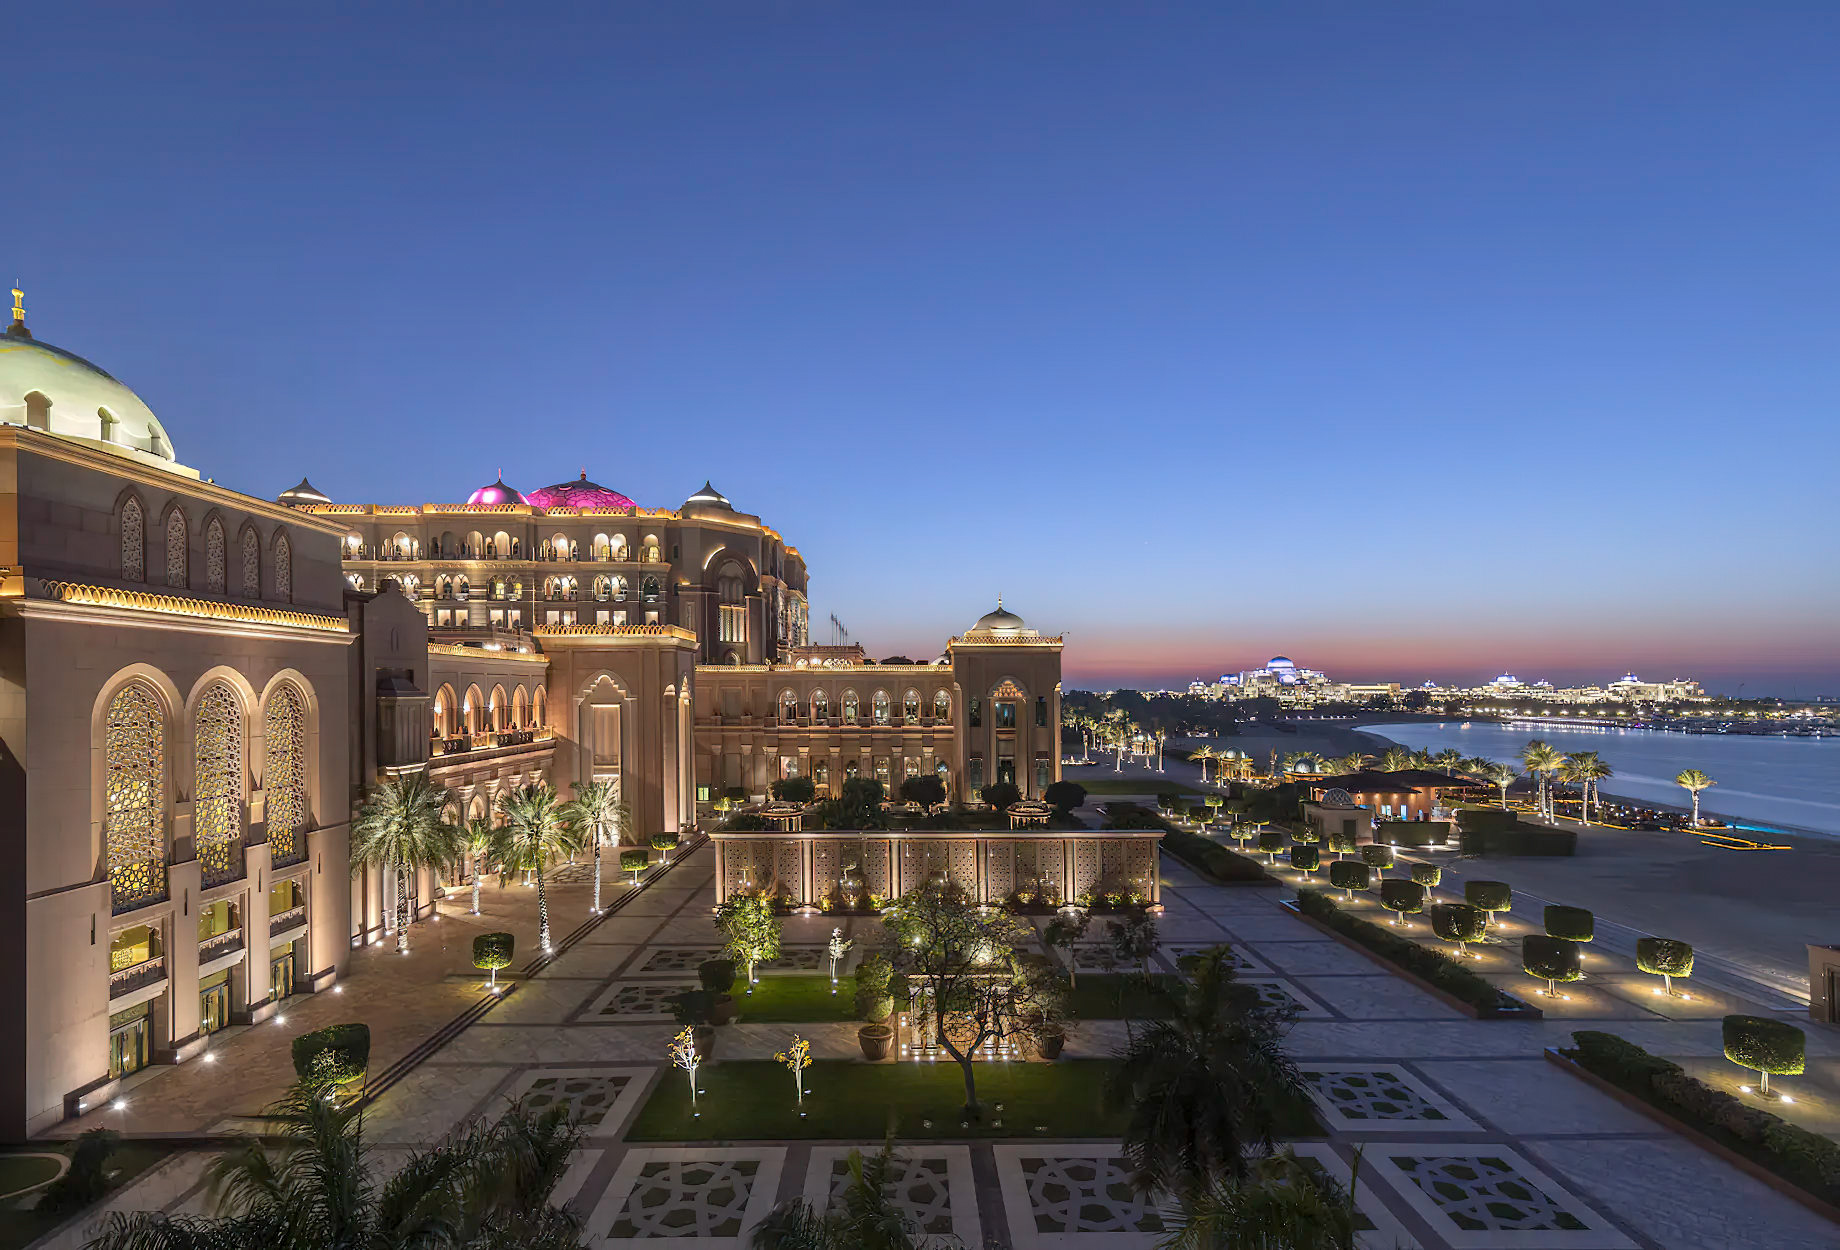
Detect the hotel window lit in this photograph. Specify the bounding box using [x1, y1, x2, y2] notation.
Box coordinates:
[995, 701, 1017, 729]
[720, 604, 747, 644]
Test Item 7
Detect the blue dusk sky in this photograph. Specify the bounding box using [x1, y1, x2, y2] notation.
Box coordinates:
[9, 4, 1838, 695]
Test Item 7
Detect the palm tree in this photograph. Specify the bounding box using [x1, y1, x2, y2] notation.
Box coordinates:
[1107, 947, 1303, 1198]
[1378, 746, 1414, 772]
[1484, 760, 1517, 810]
[1676, 769, 1715, 826]
[1160, 1151, 1359, 1250]
[1190, 744, 1217, 786]
[1519, 740, 1563, 821]
[88, 1077, 586, 1249]
[460, 815, 498, 915]
[1580, 752, 1613, 821]
[563, 779, 629, 915]
[1327, 750, 1371, 775]
[349, 772, 460, 955]
[752, 1141, 924, 1250]
[497, 783, 580, 953]
[1559, 752, 1613, 824]
[1459, 755, 1494, 780]
[1430, 748, 1465, 777]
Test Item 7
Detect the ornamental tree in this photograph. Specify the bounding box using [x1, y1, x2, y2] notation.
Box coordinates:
[291, 1023, 370, 1088]
[715, 892, 782, 988]
[979, 781, 1022, 812]
[1636, 937, 1695, 998]
[1328, 860, 1370, 902]
[1723, 1014, 1804, 1097]
[650, 832, 679, 862]
[1464, 880, 1512, 931]
[900, 773, 948, 811]
[1430, 903, 1486, 959]
[771, 776, 817, 804]
[1411, 863, 1441, 890]
[1379, 879, 1426, 928]
[1326, 826, 1359, 860]
[621, 848, 649, 884]
[1359, 844, 1394, 880]
[668, 1026, 702, 1114]
[1108, 912, 1160, 979]
[1288, 845, 1320, 878]
[472, 932, 515, 988]
[1522, 934, 1582, 998]
[827, 927, 853, 984]
[1256, 830, 1285, 864]
[1043, 780, 1088, 814]
[1290, 824, 1319, 846]
[1544, 905, 1594, 944]
[1044, 911, 1091, 988]
[775, 1034, 813, 1107]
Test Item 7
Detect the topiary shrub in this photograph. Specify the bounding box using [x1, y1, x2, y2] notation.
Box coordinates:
[1290, 824, 1319, 845]
[1411, 863, 1441, 890]
[472, 932, 515, 987]
[292, 1023, 371, 1085]
[1328, 860, 1370, 901]
[1723, 1015, 1805, 1097]
[650, 832, 679, 860]
[1522, 935, 1581, 998]
[1636, 937, 1695, 997]
[1326, 827, 1358, 859]
[1544, 904, 1595, 943]
[1288, 845, 1320, 877]
[1256, 829, 1285, 863]
[1430, 902, 1486, 958]
[1464, 880, 1512, 930]
[698, 958, 737, 993]
[853, 952, 895, 1022]
[1359, 844, 1394, 879]
[620, 848, 649, 883]
[1294, 889, 1518, 1013]
[1379, 878, 1426, 927]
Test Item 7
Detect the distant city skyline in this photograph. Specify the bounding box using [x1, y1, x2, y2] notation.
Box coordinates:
[10, 8, 1837, 696]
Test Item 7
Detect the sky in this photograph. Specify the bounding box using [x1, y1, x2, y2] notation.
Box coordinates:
[10, 4, 1839, 696]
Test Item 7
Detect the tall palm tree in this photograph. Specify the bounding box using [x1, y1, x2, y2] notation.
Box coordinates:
[752, 1141, 924, 1250]
[1430, 748, 1465, 777]
[1459, 755, 1494, 780]
[88, 1076, 586, 1249]
[1484, 760, 1517, 810]
[497, 783, 580, 953]
[1160, 1152, 1359, 1250]
[1676, 769, 1715, 826]
[1519, 740, 1563, 821]
[1107, 948, 1303, 1198]
[563, 779, 629, 915]
[460, 815, 498, 915]
[1378, 746, 1414, 772]
[1190, 744, 1217, 785]
[1327, 750, 1371, 775]
[1579, 752, 1613, 821]
[349, 772, 461, 955]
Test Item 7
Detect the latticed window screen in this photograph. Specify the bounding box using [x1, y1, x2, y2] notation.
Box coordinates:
[120, 498, 145, 582]
[273, 532, 292, 602]
[205, 519, 226, 594]
[193, 682, 244, 887]
[165, 508, 188, 588]
[264, 685, 308, 865]
[242, 529, 260, 596]
[106, 682, 166, 912]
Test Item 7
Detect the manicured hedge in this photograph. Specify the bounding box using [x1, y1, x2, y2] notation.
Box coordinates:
[1566, 1030, 1840, 1210]
[1159, 826, 1271, 884]
[1411, 863, 1441, 889]
[1453, 807, 1517, 834]
[651, 833, 679, 853]
[1636, 937, 1694, 987]
[1288, 845, 1320, 874]
[1544, 905, 1595, 943]
[1359, 845, 1394, 873]
[1379, 878, 1426, 919]
[1328, 860, 1369, 895]
[1430, 902, 1486, 951]
[1724, 1016, 1806, 1079]
[1375, 821, 1448, 849]
[472, 932, 515, 971]
[1458, 822, 1578, 857]
[620, 849, 650, 875]
[1464, 880, 1512, 922]
[1296, 889, 1522, 1013]
[292, 1023, 371, 1084]
[1522, 935, 1582, 992]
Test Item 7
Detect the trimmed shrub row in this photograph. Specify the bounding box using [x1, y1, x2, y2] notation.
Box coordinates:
[1566, 1030, 1839, 1209]
[1161, 826, 1271, 884]
[1458, 822, 1578, 857]
[1294, 889, 1525, 1014]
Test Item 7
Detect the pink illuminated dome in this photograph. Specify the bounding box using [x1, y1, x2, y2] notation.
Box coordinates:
[526, 470, 636, 510]
[465, 473, 527, 506]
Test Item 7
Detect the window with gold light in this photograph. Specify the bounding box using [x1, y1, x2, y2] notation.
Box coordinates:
[105, 681, 167, 913]
[194, 682, 245, 887]
[264, 684, 309, 866]
[120, 497, 145, 582]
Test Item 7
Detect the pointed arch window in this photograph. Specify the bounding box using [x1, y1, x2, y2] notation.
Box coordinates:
[904, 690, 921, 723]
[873, 690, 891, 725]
[105, 681, 167, 912]
[194, 682, 245, 886]
[205, 518, 226, 594]
[781, 690, 798, 722]
[242, 529, 261, 597]
[811, 690, 829, 721]
[842, 691, 859, 724]
[120, 497, 145, 582]
[165, 507, 189, 588]
[264, 684, 309, 866]
[934, 690, 951, 721]
[273, 531, 293, 603]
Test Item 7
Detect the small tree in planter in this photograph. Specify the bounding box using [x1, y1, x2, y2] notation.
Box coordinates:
[1379, 879, 1426, 928]
[1288, 845, 1320, 879]
[291, 1023, 371, 1094]
[979, 780, 1022, 812]
[1044, 911, 1091, 988]
[650, 832, 679, 862]
[1636, 937, 1695, 999]
[1328, 860, 1370, 902]
[1464, 880, 1512, 932]
[1411, 863, 1441, 891]
[1359, 844, 1394, 882]
[1430, 903, 1486, 959]
[853, 952, 897, 1022]
[716, 892, 781, 991]
[1522, 934, 1582, 999]
[1723, 1014, 1804, 1099]
[901, 773, 948, 812]
[775, 1034, 813, 1111]
[668, 1025, 703, 1116]
[620, 848, 649, 885]
[1255, 829, 1285, 864]
[472, 932, 514, 989]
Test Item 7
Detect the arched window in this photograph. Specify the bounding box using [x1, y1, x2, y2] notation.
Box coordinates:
[241, 528, 261, 597]
[934, 690, 951, 721]
[455, 576, 470, 599]
[465, 685, 485, 735]
[194, 682, 245, 887]
[640, 576, 661, 604]
[611, 575, 628, 601]
[842, 690, 859, 724]
[873, 691, 891, 725]
[811, 690, 829, 721]
[781, 690, 798, 722]
[532, 686, 547, 728]
[434, 684, 458, 737]
[904, 690, 921, 723]
[105, 681, 167, 912]
[490, 685, 508, 731]
[513, 686, 529, 728]
[273, 531, 293, 603]
[399, 573, 419, 597]
[610, 534, 628, 561]
[264, 684, 309, 866]
[592, 575, 611, 601]
[165, 507, 189, 588]
[205, 517, 226, 594]
[120, 497, 145, 582]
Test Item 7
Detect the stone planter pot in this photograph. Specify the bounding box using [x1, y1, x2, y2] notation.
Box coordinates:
[692, 1026, 716, 1060]
[709, 994, 736, 1026]
[1035, 1031, 1066, 1060]
[858, 1024, 894, 1061]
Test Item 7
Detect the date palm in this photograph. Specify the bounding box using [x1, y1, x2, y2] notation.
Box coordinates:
[496, 783, 580, 953]
[349, 772, 460, 955]
[1519, 740, 1563, 821]
[1327, 750, 1371, 775]
[1160, 1151, 1359, 1250]
[1483, 760, 1517, 810]
[86, 1075, 586, 1250]
[459, 816, 497, 915]
[752, 1141, 923, 1250]
[1378, 746, 1414, 772]
[1561, 752, 1612, 824]
[1676, 769, 1715, 826]
[1430, 748, 1465, 777]
[563, 778, 629, 915]
[1190, 744, 1217, 785]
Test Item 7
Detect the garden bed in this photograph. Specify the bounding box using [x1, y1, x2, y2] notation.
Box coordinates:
[1063, 973, 1183, 1021]
[1282, 892, 1540, 1020]
[731, 975, 860, 1023]
[1548, 1034, 1840, 1226]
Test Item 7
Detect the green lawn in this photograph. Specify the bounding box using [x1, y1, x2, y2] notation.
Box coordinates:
[734, 975, 860, 1023]
[0, 1142, 180, 1250]
[1065, 973, 1183, 1021]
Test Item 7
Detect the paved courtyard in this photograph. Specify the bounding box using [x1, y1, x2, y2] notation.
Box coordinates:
[38, 841, 1840, 1250]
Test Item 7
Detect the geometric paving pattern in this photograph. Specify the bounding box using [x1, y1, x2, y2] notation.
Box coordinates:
[593, 1147, 786, 1246]
[503, 1066, 651, 1133]
[1164, 942, 1269, 975]
[1283, 1143, 1423, 1250]
[632, 946, 727, 974]
[1365, 1144, 1634, 1249]
[586, 980, 698, 1020]
[1299, 1064, 1478, 1133]
[1239, 978, 1328, 1018]
[803, 1144, 981, 1245]
[994, 1145, 1168, 1249]
[762, 945, 828, 973]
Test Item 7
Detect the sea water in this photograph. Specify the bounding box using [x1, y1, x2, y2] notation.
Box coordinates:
[1361, 720, 1840, 838]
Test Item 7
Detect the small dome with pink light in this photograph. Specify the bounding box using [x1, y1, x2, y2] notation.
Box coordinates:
[465, 473, 527, 506]
[527, 470, 636, 510]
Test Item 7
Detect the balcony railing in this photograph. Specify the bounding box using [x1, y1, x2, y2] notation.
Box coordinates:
[270, 904, 308, 938]
[109, 954, 167, 999]
[432, 729, 551, 758]
[198, 928, 245, 965]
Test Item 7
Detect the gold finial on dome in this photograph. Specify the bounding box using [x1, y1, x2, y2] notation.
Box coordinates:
[9, 284, 22, 326]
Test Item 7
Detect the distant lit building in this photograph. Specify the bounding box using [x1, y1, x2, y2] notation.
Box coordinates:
[1189, 656, 1398, 706]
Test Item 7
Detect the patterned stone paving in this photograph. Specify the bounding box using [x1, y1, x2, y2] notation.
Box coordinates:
[1300, 1064, 1478, 1132]
[803, 1144, 980, 1244]
[1239, 977, 1329, 1018]
[585, 980, 698, 1020]
[1365, 1145, 1635, 1249]
[994, 1145, 1169, 1249]
[1163, 941, 1270, 974]
[631, 946, 726, 975]
[593, 1147, 785, 1246]
[760, 945, 828, 973]
[504, 1067, 650, 1133]
[1284, 1143, 1423, 1250]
